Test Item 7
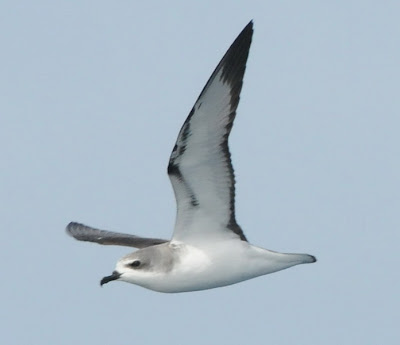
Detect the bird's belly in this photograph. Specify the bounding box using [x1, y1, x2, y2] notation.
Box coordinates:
[143, 267, 254, 293]
[139, 242, 275, 293]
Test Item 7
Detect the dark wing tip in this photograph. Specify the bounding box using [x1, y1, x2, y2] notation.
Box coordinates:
[194, 21, 254, 105]
[220, 26, 253, 114]
[238, 20, 254, 39]
[65, 221, 108, 243]
[65, 221, 87, 240]
[243, 20, 254, 38]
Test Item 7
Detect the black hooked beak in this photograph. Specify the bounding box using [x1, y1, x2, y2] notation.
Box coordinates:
[100, 270, 121, 286]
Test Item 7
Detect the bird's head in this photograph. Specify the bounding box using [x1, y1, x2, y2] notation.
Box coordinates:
[100, 244, 174, 288]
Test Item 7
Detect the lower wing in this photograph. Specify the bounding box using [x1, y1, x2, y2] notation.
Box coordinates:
[66, 222, 168, 248]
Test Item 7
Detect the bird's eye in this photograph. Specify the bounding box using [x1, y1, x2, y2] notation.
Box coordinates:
[129, 260, 141, 268]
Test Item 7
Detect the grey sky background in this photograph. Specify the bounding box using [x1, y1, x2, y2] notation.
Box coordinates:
[1, 1, 399, 344]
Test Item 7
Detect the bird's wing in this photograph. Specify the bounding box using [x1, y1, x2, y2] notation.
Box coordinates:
[66, 222, 168, 248]
[168, 22, 253, 244]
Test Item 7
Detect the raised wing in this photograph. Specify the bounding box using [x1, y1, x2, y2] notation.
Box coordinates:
[168, 22, 253, 243]
[66, 222, 168, 248]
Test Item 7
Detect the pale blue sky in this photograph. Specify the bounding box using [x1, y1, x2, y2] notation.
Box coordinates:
[1, 1, 399, 344]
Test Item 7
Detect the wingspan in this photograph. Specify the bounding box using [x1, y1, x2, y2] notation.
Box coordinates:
[168, 22, 253, 243]
[66, 222, 168, 248]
